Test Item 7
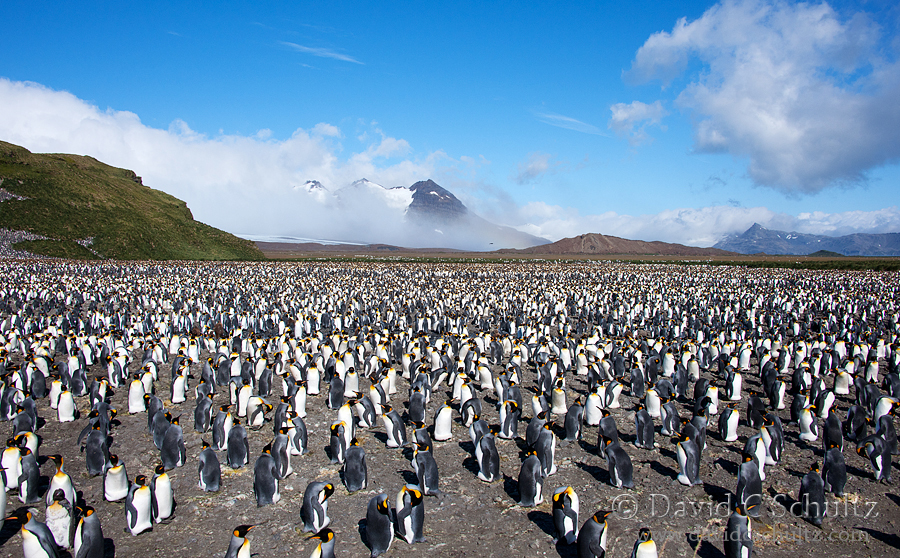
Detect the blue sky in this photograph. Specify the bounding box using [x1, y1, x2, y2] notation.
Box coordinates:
[1, 0, 899, 247]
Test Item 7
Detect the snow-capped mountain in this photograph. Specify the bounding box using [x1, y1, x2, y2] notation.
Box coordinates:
[293, 177, 548, 250]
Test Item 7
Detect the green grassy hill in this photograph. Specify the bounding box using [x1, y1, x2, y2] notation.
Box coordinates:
[0, 141, 264, 260]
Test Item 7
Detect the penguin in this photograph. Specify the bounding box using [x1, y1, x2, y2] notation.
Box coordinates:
[604, 437, 635, 489]
[414, 442, 441, 496]
[194, 392, 214, 432]
[434, 400, 454, 442]
[526, 410, 548, 448]
[151, 464, 174, 523]
[736, 453, 762, 518]
[160, 415, 186, 470]
[563, 398, 583, 442]
[660, 398, 680, 437]
[6, 509, 59, 558]
[576, 509, 611, 558]
[83, 424, 110, 476]
[301, 481, 334, 532]
[723, 505, 752, 558]
[584, 389, 603, 426]
[289, 413, 309, 456]
[799, 462, 826, 526]
[675, 433, 701, 486]
[73, 505, 104, 558]
[718, 403, 740, 442]
[843, 405, 868, 441]
[330, 421, 347, 464]
[857, 435, 891, 482]
[874, 413, 899, 455]
[552, 486, 580, 545]
[381, 404, 408, 448]
[125, 474, 154, 535]
[17, 446, 41, 504]
[408, 388, 426, 424]
[150, 409, 172, 449]
[343, 438, 367, 493]
[634, 404, 655, 449]
[104, 454, 129, 502]
[128, 374, 146, 413]
[327, 375, 344, 410]
[365, 493, 394, 558]
[536, 422, 558, 477]
[395, 484, 426, 544]
[822, 408, 843, 452]
[460, 396, 480, 428]
[517, 450, 544, 507]
[760, 413, 784, 465]
[253, 443, 280, 506]
[271, 428, 293, 479]
[45, 488, 72, 549]
[45, 454, 75, 509]
[597, 410, 619, 458]
[631, 527, 658, 558]
[198, 439, 221, 492]
[226, 418, 250, 469]
[224, 524, 254, 558]
[308, 528, 336, 558]
[500, 399, 521, 440]
[57, 385, 76, 422]
[822, 441, 846, 496]
[477, 430, 501, 482]
[644, 387, 661, 418]
[798, 404, 818, 442]
[212, 405, 234, 451]
[743, 433, 768, 482]
[412, 421, 432, 453]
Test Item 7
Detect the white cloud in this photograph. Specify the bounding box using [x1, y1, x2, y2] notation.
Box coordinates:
[279, 41, 363, 64]
[508, 202, 900, 247]
[513, 152, 555, 184]
[608, 100, 668, 145]
[534, 111, 606, 135]
[624, 0, 900, 192]
[0, 78, 441, 242]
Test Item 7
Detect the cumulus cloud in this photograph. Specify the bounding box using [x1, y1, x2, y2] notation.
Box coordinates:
[0, 78, 442, 243]
[508, 202, 900, 247]
[623, 0, 900, 193]
[608, 100, 668, 145]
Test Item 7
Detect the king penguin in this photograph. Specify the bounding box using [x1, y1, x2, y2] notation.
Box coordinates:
[7, 509, 59, 558]
[224, 525, 254, 558]
[675, 433, 701, 486]
[395, 484, 426, 544]
[631, 527, 658, 558]
[308, 528, 336, 558]
[799, 461, 826, 526]
[724, 505, 752, 558]
[125, 474, 154, 535]
[104, 454, 129, 502]
[634, 404, 655, 449]
[198, 439, 221, 492]
[72, 505, 104, 558]
[517, 450, 544, 507]
[736, 452, 762, 518]
[822, 440, 846, 496]
[301, 481, 334, 532]
[577, 510, 611, 558]
[253, 443, 280, 506]
[343, 438, 368, 493]
[365, 493, 394, 558]
[151, 463, 174, 522]
[604, 437, 635, 489]
[552, 486, 580, 545]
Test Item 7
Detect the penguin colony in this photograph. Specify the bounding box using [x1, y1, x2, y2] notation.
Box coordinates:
[0, 259, 897, 558]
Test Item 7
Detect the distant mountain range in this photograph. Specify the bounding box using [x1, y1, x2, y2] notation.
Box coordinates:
[295, 177, 549, 250]
[714, 223, 900, 256]
[499, 232, 735, 257]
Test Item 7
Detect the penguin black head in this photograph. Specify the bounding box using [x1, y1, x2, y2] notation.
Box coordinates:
[638, 527, 653, 542]
[323, 483, 335, 499]
[308, 528, 334, 542]
[155, 464, 166, 475]
[135, 475, 148, 486]
[233, 524, 255, 538]
[376, 495, 391, 514]
[109, 454, 120, 466]
[5, 508, 32, 524]
[592, 510, 612, 523]
[808, 462, 820, 473]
